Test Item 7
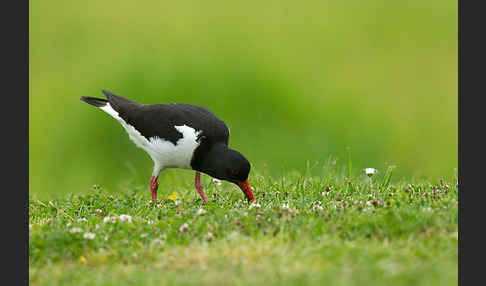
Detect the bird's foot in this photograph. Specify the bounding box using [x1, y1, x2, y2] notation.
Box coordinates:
[196, 185, 208, 203]
[195, 172, 208, 203]
[150, 176, 159, 203]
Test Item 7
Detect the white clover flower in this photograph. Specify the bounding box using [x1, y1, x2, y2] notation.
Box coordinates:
[322, 191, 329, 196]
[119, 214, 132, 223]
[174, 200, 181, 206]
[179, 223, 189, 232]
[207, 232, 214, 240]
[230, 231, 239, 238]
[153, 238, 163, 245]
[105, 216, 118, 223]
[282, 203, 290, 210]
[70, 227, 83, 234]
[249, 202, 261, 210]
[212, 178, 222, 186]
[83, 232, 96, 240]
[197, 208, 207, 216]
[366, 201, 373, 206]
[365, 168, 377, 177]
[77, 218, 88, 222]
[313, 205, 324, 211]
[95, 209, 103, 215]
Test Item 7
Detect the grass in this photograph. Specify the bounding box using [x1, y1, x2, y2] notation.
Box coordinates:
[29, 165, 458, 285]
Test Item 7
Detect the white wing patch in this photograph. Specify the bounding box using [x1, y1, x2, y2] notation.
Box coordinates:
[100, 103, 202, 176]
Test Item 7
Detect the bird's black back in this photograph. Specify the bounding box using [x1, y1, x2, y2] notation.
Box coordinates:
[103, 90, 230, 146]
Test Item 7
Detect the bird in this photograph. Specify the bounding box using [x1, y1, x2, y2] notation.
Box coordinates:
[80, 90, 255, 203]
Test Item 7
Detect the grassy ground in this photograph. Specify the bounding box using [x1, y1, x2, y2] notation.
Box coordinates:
[29, 165, 458, 285]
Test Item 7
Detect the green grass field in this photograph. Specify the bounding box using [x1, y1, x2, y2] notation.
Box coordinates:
[29, 165, 458, 285]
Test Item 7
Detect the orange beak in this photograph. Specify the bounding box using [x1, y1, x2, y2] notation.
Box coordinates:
[238, 180, 255, 202]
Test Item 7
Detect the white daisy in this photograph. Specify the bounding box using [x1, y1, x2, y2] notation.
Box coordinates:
[207, 232, 214, 240]
[179, 223, 189, 232]
[103, 216, 118, 223]
[313, 205, 324, 211]
[119, 214, 132, 223]
[249, 202, 261, 210]
[152, 238, 163, 245]
[83, 232, 96, 240]
[70, 227, 83, 234]
[365, 168, 377, 177]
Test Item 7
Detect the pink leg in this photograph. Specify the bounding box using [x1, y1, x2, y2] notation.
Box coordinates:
[195, 172, 208, 203]
[149, 176, 159, 203]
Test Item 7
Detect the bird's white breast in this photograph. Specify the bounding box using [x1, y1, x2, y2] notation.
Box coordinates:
[147, 125, 201, 171]
[100, 103, 201, 174]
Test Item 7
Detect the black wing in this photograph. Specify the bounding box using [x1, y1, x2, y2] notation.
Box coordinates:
[103, 90, 230, 146]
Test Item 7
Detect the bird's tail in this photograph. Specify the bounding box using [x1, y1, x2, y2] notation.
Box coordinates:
[80, 96, 108, 107]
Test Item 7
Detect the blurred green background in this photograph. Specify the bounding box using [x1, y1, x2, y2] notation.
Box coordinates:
[30, 0, 457, 199]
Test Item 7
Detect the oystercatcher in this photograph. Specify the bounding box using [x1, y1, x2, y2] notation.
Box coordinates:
[80, 90, 255, 203]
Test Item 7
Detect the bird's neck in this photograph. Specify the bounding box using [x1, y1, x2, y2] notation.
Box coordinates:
[191, 142, 229, 175]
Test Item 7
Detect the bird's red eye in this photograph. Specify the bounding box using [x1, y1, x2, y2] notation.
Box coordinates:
[231, 169, 238, 175]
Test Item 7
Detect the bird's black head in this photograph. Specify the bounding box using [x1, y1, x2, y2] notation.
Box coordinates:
[222, 148, 251, 183]
[195, 144, 254, 201]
